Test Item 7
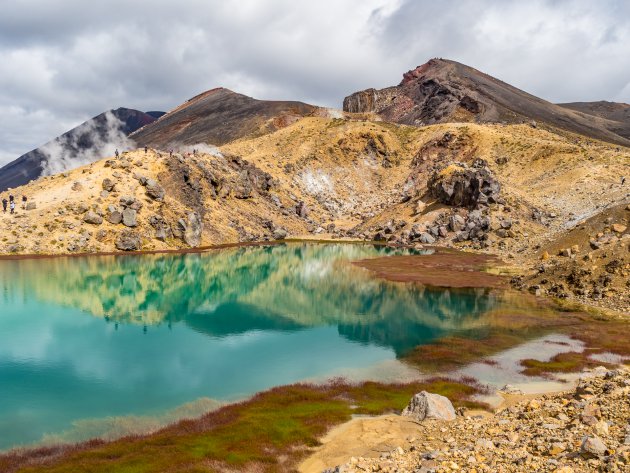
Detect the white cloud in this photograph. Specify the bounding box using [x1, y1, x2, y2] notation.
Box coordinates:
[0, 0, 629, 167]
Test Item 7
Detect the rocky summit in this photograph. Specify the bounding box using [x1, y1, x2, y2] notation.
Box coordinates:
[343, 59, 630, 146]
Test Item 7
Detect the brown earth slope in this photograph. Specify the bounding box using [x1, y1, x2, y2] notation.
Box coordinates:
[130, 88, 321, 149]
[343, 58, 630, 146]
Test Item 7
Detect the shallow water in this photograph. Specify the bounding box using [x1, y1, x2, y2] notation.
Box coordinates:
[0, 243, 503, 450]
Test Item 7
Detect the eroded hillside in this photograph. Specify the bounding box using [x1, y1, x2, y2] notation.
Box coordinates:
[0, 117, 628, 311]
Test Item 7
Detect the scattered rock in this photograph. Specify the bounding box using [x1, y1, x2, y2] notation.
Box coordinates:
[115, 231, 141, 251]
[102, 178, 116, 192]
[144, 179, 165, 201]
[108, 211, 123, 225]
[122, 208, 137, 227]
[580, 435, 607, 457]
[83, 211, 103, 225]
[273, 228, 288, 240]
[401, 391, 456, 422]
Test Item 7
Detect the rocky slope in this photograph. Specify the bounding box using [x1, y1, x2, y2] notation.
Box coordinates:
[130, 87, 323, 149]
[327, 366, 630, 473]
[0, 108, 161, 192]
[1, 116, 627, 311]
[343, 59, 630, 146]
[559, 101, 630, 126]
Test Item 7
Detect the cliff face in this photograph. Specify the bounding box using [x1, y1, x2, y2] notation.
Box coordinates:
[343, 59, 630, 146]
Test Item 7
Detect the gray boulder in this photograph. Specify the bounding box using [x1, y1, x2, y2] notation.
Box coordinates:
[108, 210, 123, 225]
[402, 391, 456, 422]
[119, 196, 143, 211]
[273, 228, 288, 240]
[449, 215, 466, 232]
[145, 179, 165, 201]
[83, 211, 103, 225]
[25, 202, 36, 210]
[115, 231, 141, 251]
[102, 178, 116, 192]
[419, 232, 436, 244]
[122, 208, 137, 227]
[183, 212, 203, 247]
[581, 435, 607, 457]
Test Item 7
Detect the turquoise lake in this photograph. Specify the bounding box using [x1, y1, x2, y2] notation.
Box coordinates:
[0, 243, 499, 450]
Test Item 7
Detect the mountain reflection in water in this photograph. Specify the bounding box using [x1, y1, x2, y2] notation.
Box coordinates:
[1, 243, 497, 355]
[0, 243, 500, 449]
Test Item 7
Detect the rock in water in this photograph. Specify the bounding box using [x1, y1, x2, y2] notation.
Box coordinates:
[115, 231, 141, 251]
[402, 391, 456, 421]
[183, 212, 202, 247]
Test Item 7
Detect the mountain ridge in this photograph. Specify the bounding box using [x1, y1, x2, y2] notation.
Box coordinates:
[0, 107, 160, 192]
[343, 58, 630, 146]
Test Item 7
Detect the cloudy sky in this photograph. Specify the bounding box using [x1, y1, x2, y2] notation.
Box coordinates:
[1, 0, 629, 166]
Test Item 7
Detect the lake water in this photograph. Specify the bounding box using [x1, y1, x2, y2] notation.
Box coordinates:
[0, 243, 499, 450]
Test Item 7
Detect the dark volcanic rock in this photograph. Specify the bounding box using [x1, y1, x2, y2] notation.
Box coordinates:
[115, 230, 142, 251]
[428, 162, 500, 209]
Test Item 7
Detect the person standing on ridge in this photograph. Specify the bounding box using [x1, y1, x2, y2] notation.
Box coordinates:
[2, 198, 7, 212]
[21, 195, 27, 209]
[144, 146, 148, 154]
[115, 149, 119, 159]
[10, 200, 15, 214]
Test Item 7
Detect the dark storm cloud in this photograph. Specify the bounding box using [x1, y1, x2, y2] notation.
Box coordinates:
[1, 0, 629, 166]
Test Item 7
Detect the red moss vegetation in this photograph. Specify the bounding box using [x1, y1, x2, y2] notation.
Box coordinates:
[0, 379, 487, 473]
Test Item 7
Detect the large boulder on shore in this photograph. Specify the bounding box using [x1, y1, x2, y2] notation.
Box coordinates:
[402, 391, 456, 421]
[428, 161, 500, 208]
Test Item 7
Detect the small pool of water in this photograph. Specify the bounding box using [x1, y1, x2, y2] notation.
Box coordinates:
[0, 243, 502, 450]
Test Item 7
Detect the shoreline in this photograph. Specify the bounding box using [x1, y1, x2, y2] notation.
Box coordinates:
[1, 242, 628, 472]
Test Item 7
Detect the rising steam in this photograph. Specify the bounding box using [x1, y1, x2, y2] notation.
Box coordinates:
[39, 111, 136, 176]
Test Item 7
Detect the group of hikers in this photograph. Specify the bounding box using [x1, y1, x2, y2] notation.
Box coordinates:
[1, 194, 27, 214]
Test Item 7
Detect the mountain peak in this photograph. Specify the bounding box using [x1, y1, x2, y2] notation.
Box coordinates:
[399, 58, 450, 85]
[344, 59, 630, 146]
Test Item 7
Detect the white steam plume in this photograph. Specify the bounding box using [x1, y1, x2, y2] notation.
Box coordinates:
[167, 142, 223, 158]
[40, 111, 136, 175]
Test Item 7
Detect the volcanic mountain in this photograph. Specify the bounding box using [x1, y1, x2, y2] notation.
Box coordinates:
[130, 87, 319, 149]
[343, 58, 630, 146]
[0, 108, 160, 192]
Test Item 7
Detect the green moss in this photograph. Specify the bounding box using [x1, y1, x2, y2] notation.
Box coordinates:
[8, 379, 484, 473]
[520, 351, 610, 377]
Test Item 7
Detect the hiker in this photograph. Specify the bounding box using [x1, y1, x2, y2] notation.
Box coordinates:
[10, 200, 15, 214]
[115, 148, 119, 159]
[144, 145, 148, 154]
[2, 198, 7, 212]
[21, 195, 27, 209]
[9, 194, 14, 203]
[169, 149, 173, 158]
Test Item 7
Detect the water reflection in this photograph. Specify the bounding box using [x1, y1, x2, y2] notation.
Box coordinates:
[0, 243, 500, 449]
[0, 244, 497, 355]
